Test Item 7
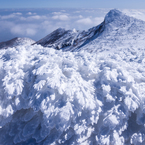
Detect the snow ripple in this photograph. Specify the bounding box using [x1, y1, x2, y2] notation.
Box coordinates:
[0, 45, 145, 145]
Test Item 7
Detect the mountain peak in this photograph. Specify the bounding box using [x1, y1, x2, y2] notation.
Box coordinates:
[104, 9, 124, 24]
[54, 28, 66, 33]
[35, 9, 145, 52]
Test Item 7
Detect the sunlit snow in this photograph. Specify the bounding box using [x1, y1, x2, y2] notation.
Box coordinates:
[0, 42, 145, 144]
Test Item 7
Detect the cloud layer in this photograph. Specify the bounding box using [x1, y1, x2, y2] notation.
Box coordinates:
[0, 8, 145, 42]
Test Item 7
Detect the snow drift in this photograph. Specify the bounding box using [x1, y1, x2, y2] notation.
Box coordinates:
[1, 9, 145, 145]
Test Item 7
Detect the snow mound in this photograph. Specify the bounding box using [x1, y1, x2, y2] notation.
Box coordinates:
[0, 44, 145, 144]
[0, 37, 35, 49]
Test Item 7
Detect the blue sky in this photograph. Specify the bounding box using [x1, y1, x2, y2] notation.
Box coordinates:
[0, 0, 145, 9]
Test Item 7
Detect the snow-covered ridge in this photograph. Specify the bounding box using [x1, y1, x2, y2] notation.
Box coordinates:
[0, 37, 35, 49]
[34, 21, 105, 51]
[35, 9, 145, 52]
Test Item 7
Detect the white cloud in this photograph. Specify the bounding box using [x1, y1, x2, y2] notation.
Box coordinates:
[11, 25, 24, 35]
[0, 20, 14, 28]
[76, 18, 93, 25]
[52, 12, 62, 15]
[52, 14, 69, 21]
[20, 15, 48, 21]
[28, 15, 45, 20]
[11, 25, 37, 36]
[27, 12, 32, 15]
[79, 15, 83, 18]
[74, 11, 81, 13]
[26, 28, 37, 35]
[27, 12, 37, 15]
[0, 13, 22, 19]
[14, 12, 22, 15]
[85, 9, 95, 13]
[61, 10, 66, 12]
[52, 11, 69, 21]
[122, 9, 145, 21]
[94, 17, 104, 25]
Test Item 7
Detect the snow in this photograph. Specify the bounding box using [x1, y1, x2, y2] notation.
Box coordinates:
[0, 37, 35, 49]
[1, 9, 145, 145]
[0, 42, 145, 144]
[35, 9, 145, 54]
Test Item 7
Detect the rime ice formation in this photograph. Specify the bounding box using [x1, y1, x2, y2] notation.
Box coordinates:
[1, 9, 145, 145]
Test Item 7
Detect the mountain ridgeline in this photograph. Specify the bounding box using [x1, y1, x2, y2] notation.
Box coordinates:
[1, 9, 145, 52]
[34, 9, 145, 52]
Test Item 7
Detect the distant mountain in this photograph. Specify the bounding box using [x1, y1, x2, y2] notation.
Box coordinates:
[34, 21, 105, 51]
[0, 37, 35, 49]
[35, 9, 145, 52]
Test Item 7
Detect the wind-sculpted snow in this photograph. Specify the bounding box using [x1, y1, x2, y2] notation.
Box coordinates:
[1, 44, 145, 145]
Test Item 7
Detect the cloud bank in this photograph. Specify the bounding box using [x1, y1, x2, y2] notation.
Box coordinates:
[0, 8, 145, 42]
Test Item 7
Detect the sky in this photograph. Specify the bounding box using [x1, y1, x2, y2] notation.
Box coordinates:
[0, 8, 109, 42]
[0, 0, 145, 9]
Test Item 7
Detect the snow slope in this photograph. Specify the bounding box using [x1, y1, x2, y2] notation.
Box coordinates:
[82, 9, 145, 53]
[0, 37, 35, 49]
[0, 9, 145, 145]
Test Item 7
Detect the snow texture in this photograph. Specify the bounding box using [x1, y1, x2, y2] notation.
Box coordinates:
[0, 9, 145, 145]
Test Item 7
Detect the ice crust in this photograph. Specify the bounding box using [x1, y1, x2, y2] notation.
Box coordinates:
[0, 43, 145, 145]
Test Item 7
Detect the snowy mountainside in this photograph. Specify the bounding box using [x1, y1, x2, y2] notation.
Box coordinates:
[35, 20, 105, 51]
[35, 9, 145, 52]
[82, 9, 145, 53]
[0, 37, 35, 49]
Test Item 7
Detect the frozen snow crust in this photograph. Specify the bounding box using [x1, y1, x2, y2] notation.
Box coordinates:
[1, 43, 145, 145]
